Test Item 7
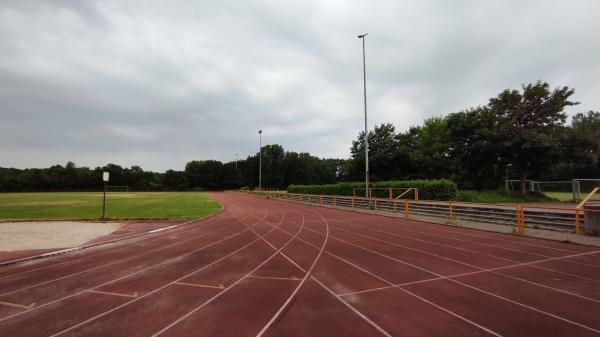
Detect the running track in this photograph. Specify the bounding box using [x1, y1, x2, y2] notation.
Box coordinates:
[1, 192, 600, 336]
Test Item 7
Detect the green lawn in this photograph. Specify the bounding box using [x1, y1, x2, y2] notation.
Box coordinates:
[456, 190, 560, 204]
[0, 192, 220, 221]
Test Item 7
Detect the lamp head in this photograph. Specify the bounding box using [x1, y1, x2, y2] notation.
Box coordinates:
[357, 33, 368, 38]
[258, 130, 262, 134]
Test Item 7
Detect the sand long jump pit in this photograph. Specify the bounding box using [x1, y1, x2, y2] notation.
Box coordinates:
[0, 221, 122, 251]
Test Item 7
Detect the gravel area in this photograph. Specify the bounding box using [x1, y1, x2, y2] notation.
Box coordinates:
[0, 221, 122, 251]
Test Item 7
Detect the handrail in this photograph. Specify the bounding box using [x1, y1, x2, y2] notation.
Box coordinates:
[394, 188, 418, 200]
[576, 187, 600, 210]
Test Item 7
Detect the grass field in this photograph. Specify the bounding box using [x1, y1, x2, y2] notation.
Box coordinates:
[0, 192, 220, 221]
[456, 190, 563, 204]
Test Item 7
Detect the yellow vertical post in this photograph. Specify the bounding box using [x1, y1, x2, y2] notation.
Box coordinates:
[389, 188, 393, 199]
[369, 188, 372, 199]
[515, 206, 521, 230]
[575, 208, 581, 235]
[518, 206, 525, 235]
[352, 197, 355, 210]
[333, 196, 337, 209]
[415, 189, 419, 201]
[374, 198, 378, 210]
[449, 201, 454, 225]
[404, 200, 409, 219]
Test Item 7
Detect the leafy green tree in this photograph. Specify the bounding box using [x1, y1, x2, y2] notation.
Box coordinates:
[489, 81, 578, 193]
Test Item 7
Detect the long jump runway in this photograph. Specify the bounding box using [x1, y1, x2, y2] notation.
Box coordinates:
[1, 193, 600, 336]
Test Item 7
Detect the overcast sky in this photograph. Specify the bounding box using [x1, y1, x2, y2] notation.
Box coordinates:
[1, 1, 599, 172]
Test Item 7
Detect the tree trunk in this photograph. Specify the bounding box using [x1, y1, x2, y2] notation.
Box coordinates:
[519, 170, 528, 195]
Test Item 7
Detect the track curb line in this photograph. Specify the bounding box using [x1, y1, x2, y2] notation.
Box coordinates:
[0, 205, 225, 267]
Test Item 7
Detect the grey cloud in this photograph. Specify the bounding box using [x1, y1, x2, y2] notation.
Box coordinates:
[1, 0, 599, 171]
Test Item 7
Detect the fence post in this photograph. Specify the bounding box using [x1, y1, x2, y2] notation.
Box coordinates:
[518, 206, 525, 235]
[404, 200, 409, 219]
[320, 196, 323, 207]
[333, 196, 337, 209]
[374, 198, 378, 210]
[449, 201, 454, 225]
[389, 188, 392, 199]
[352, 197, 355, 210]
[415, 189, 419, 201]
[394, 199, 397, 212]
[575, 208, 581, 235]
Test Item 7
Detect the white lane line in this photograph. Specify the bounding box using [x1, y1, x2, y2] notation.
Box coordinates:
[255, 205, 330, 337]
[0, 218, 246, 298]
[49, 205, 279, 336]
[151, 204, 302, 336]
[243, 200, 396, 337]
[311, 277, 393, 337]
[331, 225, 600, 303]
[0, 212, 239, 282]
[325, 231, 600, 334]
[0, 209, 267, 324]
[272, 221, 502, 337]
[331, 218, 600, 270]
[340, 221, 600, 285]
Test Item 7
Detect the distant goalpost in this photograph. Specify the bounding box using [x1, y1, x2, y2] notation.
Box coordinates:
[505, 179, 600, 202]
[106, 185, 129, 192]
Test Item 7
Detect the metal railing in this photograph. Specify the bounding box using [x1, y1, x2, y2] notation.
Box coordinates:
[240, 190, 600, 235]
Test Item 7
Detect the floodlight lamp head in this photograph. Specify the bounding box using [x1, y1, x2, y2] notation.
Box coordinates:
[358, 33, 367, 38]
[258, 130, 262, 134]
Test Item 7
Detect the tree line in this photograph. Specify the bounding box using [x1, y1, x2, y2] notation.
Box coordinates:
[346, 81, 599, 193]
[1, 81, 598, 193]
[0, 146, 345, 192]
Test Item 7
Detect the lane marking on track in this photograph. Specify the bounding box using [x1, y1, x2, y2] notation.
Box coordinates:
[247, 275, 301, 281]
[0, 300, 36, 310]
[338, 221, 600, 285]
[87, 290, 138, 299]
[174, 282, 225, 289]
[46, 202, 276, 336]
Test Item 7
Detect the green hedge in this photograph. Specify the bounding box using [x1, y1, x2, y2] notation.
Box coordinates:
[287, 179, 457, 201]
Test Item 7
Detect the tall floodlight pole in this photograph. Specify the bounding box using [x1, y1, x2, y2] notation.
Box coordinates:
[258, 130, 263, 190]
[358, 33, 369, 198]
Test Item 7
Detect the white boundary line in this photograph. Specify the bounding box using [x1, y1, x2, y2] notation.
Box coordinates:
[0, 205, 269, 324]
[0, 211, 235, 282]
[0, 212, 252, 298]
[320, 229, 600, 334]
[48, 201, 283, 336]
[150, 201, 304, 336]
[339, 220, 600, 285]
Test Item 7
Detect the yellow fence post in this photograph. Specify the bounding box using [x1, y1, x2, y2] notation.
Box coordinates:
[404, 200, 409, 219]
[333, 196, 337, 209]
[374, 198, 378, 210]
[449, 201, 454, 225]
[518, 206, 525, 235]
[415, 189, 419, 201]
[575, 208, 581, 235]
[389, 188, 393, 199]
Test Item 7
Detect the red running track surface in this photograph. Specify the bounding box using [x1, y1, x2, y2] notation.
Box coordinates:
[0, 192, 599, 337]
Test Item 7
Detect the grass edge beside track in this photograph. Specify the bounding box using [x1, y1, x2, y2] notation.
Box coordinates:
[0, 204, 225, 267]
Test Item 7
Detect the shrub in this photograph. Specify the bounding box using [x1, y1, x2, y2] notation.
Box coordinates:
[287, 179, 457, 200]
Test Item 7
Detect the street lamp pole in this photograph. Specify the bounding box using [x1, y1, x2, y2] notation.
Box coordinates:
[358, 33, 369, 198]
[258, 130, 262, 190]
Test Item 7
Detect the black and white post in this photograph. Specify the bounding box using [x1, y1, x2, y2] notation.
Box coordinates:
[358, 33, 369, 198]
[102, 171, 109, 219]
[258, 130, 263, 190]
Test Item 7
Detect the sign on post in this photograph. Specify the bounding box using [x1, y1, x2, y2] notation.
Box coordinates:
[102, 172, 109, 219]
